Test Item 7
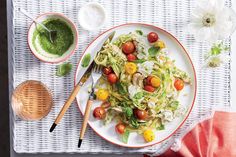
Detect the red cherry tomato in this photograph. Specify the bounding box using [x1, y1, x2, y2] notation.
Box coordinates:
[174, 79, 184, 91]
[122, 41, 135, 54]
[144, 85, 155, 92]
[145, 76, 154, 85]
[127, 54, 137, 61]
[103, 67, 113, 75]
[115, 123, 126, 134]
[134, 109, 148, 120]
[147, 32, 159, 43]
[107, 73, 118, 84]
[93, 107, 106, 119]
[101, 101, 111, 108]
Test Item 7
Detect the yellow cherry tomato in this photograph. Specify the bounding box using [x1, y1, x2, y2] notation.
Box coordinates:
[150, 76, 161, 88]
[143, 129, 155, 142]
[96, 89, 109, 101]
[125, 62, 137, 75]
[154, 40, 165, 49]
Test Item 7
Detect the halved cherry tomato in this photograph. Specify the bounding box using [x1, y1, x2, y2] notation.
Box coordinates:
[101, 101, 111, 108]
[125, 62, 137, 75]
[103, 67, 113, 75]
[150, 76, 161, 88]
[147, 32, 159, 43]
[107, 73, 118, 84]
[122, 41, 135, 54]
[93, 107, 106, 119]
[96, 89, 109, 101]
[146, 76, 154, 85]
[127, 54, 137, 61]
[134, 109, 148, 120]
[174, 79, 184, 91]
[115, 123, 126, 134]
[144, 85, 155, 92]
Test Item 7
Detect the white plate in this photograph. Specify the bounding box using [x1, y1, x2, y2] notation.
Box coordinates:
[75, 23, 197, 148]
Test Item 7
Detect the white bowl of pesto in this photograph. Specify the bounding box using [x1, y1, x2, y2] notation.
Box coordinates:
[28, 13, 78, 63]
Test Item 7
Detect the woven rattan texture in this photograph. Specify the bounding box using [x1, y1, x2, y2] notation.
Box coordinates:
[10, 0, 231, 154]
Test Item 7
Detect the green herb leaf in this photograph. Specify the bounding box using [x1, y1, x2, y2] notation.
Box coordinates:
[123, 107, 133, 118]
[56, 62, 72, 77]
[116, 82, 128, 95]
[133, 59, 146, 63]
[81, 54, 91, 67]
[133, 92, 143, 99]
[157, 124, 165, 130]
[135, 30, 143, 36]
[129, 116, 140, 129]
[121, 130, 130, 143]
[148, 46, 160, 57]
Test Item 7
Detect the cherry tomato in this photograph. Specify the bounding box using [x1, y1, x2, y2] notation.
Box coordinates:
[144, 85, 155, 92]
[150, 76, 161, 88]
[122, 41, 135, 54]
[101, 101, 111, 108]
[134, 109, 148, 120]
[107, 73, 118, 84]
[174, 79, 184, 91]
[115, 123, 126, 134]
[146, 76, 154, 85]
[103, 67, 113, 75]
[127, 54, 137, 61]
[93, 107, 106, 119]
[147, 32, 159, 43]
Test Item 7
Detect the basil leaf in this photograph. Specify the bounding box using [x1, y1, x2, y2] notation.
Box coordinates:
[133, 92, 143, 99]
[121, 130, 130, 143]
[56, 62, 72, 77]
[157, 124, 165, 130]
[129, 116, 140, 129]
[116, 82, 128, 95]
[81, 54, 91, 67]
[135, 30, 143, 36]
[133, 59, 146, 63]
[122, 107, 133, 118]
[148, 46, 160, 57]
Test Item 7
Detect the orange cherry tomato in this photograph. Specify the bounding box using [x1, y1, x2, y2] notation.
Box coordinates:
[127, 54, 137, 61]
[174, 79, 184, 91]
[147, 32, 159, 43]
[115, 123, 126, 134]
[144, 85, 155, 92]
[103, 67, 113, 75]
[107, 73, 118, 84]
[134, 109, 148, 120]
[122, 41, 135, 54]
[150, 76, 161, 88]
[93, 107, 106, 119]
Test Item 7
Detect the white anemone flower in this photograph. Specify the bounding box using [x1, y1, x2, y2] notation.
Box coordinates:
[188, 0, 236, 42]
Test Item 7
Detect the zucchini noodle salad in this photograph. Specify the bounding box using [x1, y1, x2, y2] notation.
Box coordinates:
[91, 30, 191, 143]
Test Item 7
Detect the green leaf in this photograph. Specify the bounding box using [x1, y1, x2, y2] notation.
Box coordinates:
[121, 130, 130, 143]
[133, 92, 143, 99]
[157, 124, 165, 130]
[170, 101, 179, 111]
[148, 46, 160, 57]
[81, 53, 91, 67]
[135, 30, 143, 36]
[56, 62, 72, 77]
[123, 107, 133, 118]
[116, 82, 128, 95]
[133, 59, 146, 63]
[129, 116, 140, 129]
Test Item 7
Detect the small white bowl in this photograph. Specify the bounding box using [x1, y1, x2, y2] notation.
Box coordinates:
[28, 13, 78, 63]
[78, 2, 106, 31]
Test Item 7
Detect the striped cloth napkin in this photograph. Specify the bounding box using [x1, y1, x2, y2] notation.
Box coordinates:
[147, 111, 236, 157]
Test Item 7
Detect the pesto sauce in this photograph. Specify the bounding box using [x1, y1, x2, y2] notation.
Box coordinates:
[33, 19, 74, 56]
